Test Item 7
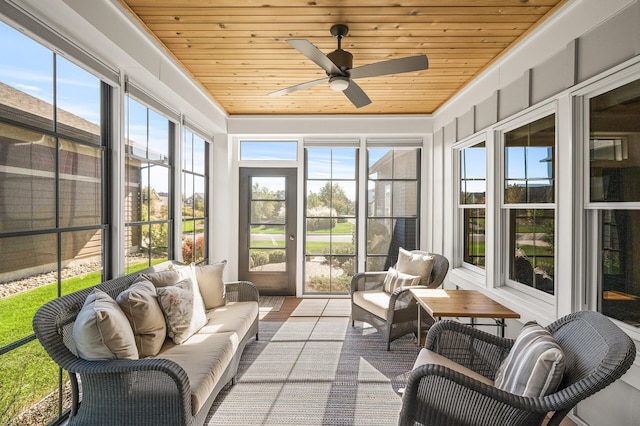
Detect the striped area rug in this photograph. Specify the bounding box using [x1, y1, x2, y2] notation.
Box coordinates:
[206, 317, 420, 425]
[258, 296, 285, 312]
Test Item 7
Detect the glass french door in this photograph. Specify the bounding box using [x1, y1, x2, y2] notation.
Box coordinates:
[238, 168, 297, 295]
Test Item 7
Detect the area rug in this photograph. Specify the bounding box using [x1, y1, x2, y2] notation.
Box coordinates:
[205, 317, 419, 425]
[258, 296, 285, 312]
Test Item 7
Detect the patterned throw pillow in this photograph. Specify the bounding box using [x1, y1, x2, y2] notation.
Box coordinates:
[156, 277, 207, 344]
[494, 322, 565, 397]
[116, 277, 167, 357]
[383, 267, 421, 293]
[396, 248, 436, 286]
[72, 289, 139, 360]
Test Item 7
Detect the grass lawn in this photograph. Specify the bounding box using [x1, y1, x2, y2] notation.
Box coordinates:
[256, 222, 354, 235]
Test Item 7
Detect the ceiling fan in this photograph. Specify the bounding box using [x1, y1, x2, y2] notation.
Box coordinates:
[269, 24, 429, 108]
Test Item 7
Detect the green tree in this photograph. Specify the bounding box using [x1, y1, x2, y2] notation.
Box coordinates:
[307, 182, 354, 216]
[251, 182, 284, 223]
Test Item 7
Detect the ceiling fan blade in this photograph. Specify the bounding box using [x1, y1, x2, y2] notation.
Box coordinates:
[350, 55, 428, 80]
[286, 39, 342, 76]
[269, 77, 329, 97]
[343, 81, 371, 108]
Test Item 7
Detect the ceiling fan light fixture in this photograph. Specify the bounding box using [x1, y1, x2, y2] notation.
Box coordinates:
[329, 75, 350, 91]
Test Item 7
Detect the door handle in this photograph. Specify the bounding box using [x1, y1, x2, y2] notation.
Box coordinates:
[289, 234, 295, 241]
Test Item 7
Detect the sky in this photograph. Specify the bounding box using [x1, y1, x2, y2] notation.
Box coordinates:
[0, 22, 101, 125]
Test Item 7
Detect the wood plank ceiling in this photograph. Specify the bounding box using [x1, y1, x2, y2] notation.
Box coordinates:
[118, 0, 569, 115]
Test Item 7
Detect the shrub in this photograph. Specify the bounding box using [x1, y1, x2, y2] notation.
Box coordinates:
[306, 207, 337, 232]
[269, 250, 286, 263]
[250, 251, 268, 268]
[182, 236, 205, 264]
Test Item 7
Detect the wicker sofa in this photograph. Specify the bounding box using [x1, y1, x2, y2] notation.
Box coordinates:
[32, 261, 259, 426]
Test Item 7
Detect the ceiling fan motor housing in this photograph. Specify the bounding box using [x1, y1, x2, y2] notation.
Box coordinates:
[327, 49, 353, 73]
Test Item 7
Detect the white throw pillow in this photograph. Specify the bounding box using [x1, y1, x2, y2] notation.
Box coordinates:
[494, 322, 565, 397]
[116, 277, 167, 357]
[396, 248, 436, 286]
[383, 267, 421, 293]
[72, 289, 139, 360]
[156, 276, 208, 344]
[192, 260, 227, 309]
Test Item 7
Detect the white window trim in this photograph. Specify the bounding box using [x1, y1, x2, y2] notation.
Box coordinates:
[452, 133, 488, 284]
[574, 63, 640, 342]
[494, 102, 559, 313]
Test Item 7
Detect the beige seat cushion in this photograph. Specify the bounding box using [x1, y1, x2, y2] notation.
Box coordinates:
[199, 301, 259, 342]
[352, 290, 390, 320]
[156, 332, 236, 415]
[116, 278, 166, 357]
[73, 289, 139, 361]
[413, 348, 494, 386]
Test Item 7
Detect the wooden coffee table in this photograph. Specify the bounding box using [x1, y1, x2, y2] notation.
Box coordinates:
[409, 288, 520, 338]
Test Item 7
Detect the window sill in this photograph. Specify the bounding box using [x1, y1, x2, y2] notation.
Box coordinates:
[449, 268, 556, 326]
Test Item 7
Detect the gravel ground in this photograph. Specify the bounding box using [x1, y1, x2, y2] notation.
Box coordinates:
[0, 261, 101, 299]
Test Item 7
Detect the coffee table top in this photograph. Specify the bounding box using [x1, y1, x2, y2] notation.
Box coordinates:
[409, 288, 520, 319]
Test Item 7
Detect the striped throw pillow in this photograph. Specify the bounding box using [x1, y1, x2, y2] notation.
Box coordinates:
[494, 322, 565, 397]
[382, 267, 421, 293]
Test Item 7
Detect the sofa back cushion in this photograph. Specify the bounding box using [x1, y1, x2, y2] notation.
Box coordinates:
[116, 277, 166, 357]
[192, 260, 227, 309]
[72, 289, 139, 360]
[494, 322, 565, 397]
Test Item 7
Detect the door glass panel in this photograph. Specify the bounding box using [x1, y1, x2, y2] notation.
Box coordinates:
[251, 225, 285, 248]
[251, 201, 285, 224]
[249, 249, 286, 271]
[251, 177, 285, 199]
[248, 176, 287, 272]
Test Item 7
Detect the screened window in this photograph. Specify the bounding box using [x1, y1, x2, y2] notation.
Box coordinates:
[459, 141, 486, 268]
[503, 114, 556, 295]
[367, 147, 420, 271]
[304, 147, 357, 294]
[587, 78, 640, 326]
[124, 96, 174, 273]
[182, 128, 208, 264]
[0, 22, 107, 425]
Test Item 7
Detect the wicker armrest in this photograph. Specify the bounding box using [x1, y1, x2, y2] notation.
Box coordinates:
[400, 365, 560, 426]
[425, 320, 513, 379]
[225, 280, 259, 303]
[350, 271, 387, 294]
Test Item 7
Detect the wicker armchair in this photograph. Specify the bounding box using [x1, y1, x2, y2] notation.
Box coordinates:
[398, 310, 637, 426]
[350, 252, 449, 350]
